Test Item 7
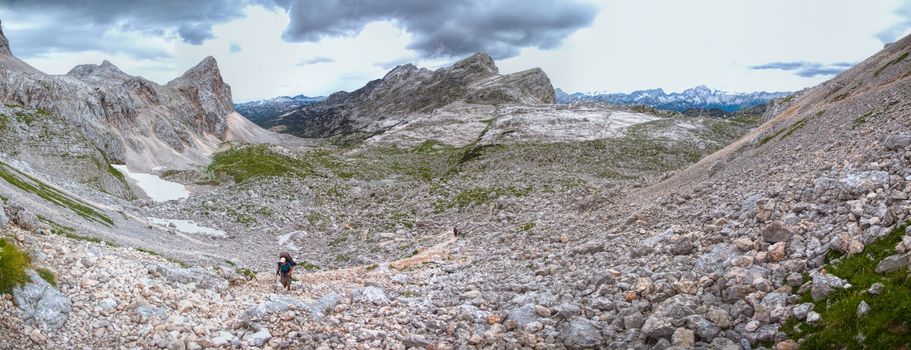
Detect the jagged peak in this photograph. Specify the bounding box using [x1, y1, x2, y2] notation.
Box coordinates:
[449, 52, 498, 76]
[0, 19, 12, 56]
[172, 56, 221, 83]
[66, 60, 131, 80]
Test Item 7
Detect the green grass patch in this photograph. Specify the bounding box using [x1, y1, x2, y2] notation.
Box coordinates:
[784, 220, 911, 349]
[760, 119, 807, 145]
[224, 259, 237, 267]
[0, 161, 113, 226]
[35, 268, 56, 287]
[208, 145, 318, 183]
[38, 215, 105, 244]
[521, 222, 536, 231]
[365, 263, 378, 271]
[433, 185, 532, 213]
[853, 110, 876, 128]
[335, 254, 350, 262]
[235, 268, 256, 280]
[0, 238, 31, 294]
[298, 261, 320, 271]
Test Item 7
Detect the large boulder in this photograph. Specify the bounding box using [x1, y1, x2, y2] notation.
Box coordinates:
[875, 254, 910, 273]
[13, 270, 72, 330]
[693, 243, 740, 274]
[884, 134, 911, 151]
[839, 171, 889, 196]
[508, 304, 541, 327]
[560, 317, 603, 349]
[242, 294, 308, 321]
[642, 295, 701, 340]
[761, 222, 793, 243]
[811, 274, 848, 301]
[352, 286, 389, 306]
[145, 262, 228, 292]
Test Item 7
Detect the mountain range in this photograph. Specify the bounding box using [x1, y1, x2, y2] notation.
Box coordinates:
[2, 14, 911, 350]
[555, 85, 789, 112]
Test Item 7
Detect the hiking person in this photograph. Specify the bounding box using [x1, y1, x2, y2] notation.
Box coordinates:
[276, 252, 296, 291]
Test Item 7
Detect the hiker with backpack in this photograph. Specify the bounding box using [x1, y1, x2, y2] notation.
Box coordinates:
[276, 252, 297, 291]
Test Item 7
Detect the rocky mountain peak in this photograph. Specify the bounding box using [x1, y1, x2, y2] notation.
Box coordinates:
[67, 60, 131, 81]
[446, 52, 499, 81]
[0, 20, 10, 57]
[172, 56, 221, 83]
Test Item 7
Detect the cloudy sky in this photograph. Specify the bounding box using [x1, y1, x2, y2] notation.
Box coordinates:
[1, 0, 908, 102]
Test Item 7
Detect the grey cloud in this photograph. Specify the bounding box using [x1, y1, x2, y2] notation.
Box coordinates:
[297, 56, 334, 65]
[273, 0, 598, 59]
[0, 0, 252, 58]
[750, 61, 854, 78]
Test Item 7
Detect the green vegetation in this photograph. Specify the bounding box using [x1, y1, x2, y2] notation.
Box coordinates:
[298, 261, 320, 271]
[433, 185, 532, 213]
[224, 259, 237, 267]
[13, 108, 51, 126]
[521, 222, 536, 231]
[365, 263, 378, 271]
[335, 254, 351, 262]
[38, 215, 105, 244]
[0, 238, 31, 294]
[854, 110, 876, 128]
[236, 268, 256, 280]
[875, 51, 909, 77]
[760, 119, 807, 145]
[783, 220, 911, 349]
[208, 145, 318, 183]
[0, 161, 113, 226]
[35, 268, 57, 287]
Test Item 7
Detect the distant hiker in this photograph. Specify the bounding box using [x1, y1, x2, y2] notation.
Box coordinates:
[276, 252, 296, 291]
[453, 226, 460, 237]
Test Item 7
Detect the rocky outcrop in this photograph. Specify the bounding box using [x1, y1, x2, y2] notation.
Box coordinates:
[0, 21, 272, 173]
[254, 52, 556, 139]
[13, 270, 72, 331]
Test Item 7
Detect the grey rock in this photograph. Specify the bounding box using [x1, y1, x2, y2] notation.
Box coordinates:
[134, 305, 168, 321]
[685, 315, 720, 340]
[884, 134, 911, 151]
[812, 273, 847, 301]
[806, 311, 821, 324]
[12, 270, 72, 330]
[244, 328, 271, 347]
[875, 254, 910, 273]
[508, 304, 540, 326]
[839, 171, 890, 196]
[761, 222, 793, 243]
[402, 334, 431, 348]
[306, 292, 341, 319]
[551, 303, 582, 319]
[145, 262, 228, 291]
[857, 300, 870, 317]
[12, 209, 39, 231]
[242, 294, 308, 321]
[793, 303, 814, 320]
[560, 317, 603, 349]
[623, 312, 645, 329]
[352, 286, 389, 305]
[642, 316, 675, 340]
[0, 205, 7, 227]
[869, 282, 885, 295]
[694, 243, 740, 274]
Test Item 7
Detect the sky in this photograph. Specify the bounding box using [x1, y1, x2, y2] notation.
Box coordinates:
[1, 0, 909, 102]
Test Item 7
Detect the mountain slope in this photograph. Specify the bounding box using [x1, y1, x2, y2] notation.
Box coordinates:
[254, 53, 555, 140]
[0, 20, 273, 177]
[557, 85, 789, 112]
[234, 94, 325, 122]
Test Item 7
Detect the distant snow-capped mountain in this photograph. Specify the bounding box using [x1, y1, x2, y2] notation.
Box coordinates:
[235, 94, 326, 121]
[556, 85, 790, 112]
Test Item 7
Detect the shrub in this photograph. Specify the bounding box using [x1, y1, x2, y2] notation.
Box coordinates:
[0, 238, 31, 294]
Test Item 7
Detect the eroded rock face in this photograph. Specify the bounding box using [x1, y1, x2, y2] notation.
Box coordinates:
[255, 52, 556, 139]
[0, 21, 270, 172]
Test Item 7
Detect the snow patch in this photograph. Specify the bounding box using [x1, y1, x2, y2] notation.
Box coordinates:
[148, 218, 226, 237]
[112, 165, 189, 202]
